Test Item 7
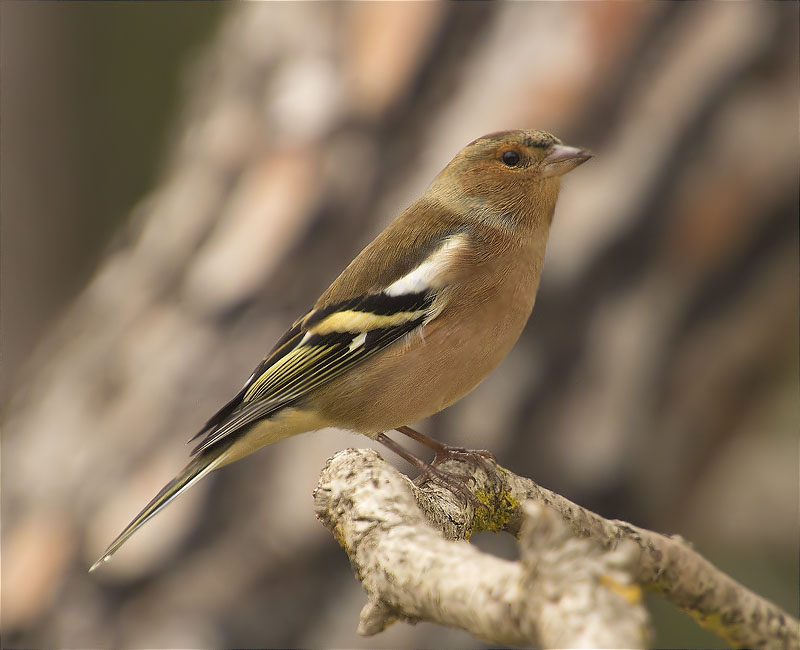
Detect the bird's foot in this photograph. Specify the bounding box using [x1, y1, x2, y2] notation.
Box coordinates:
[431, 444, 496, 471]
[412, 462, 486, 510]
[389, 426, 504, 506]
[395, 425, 499, 488]
[432, 445, 503, 498]
[396, 425, 495, 463]
[376, 432, 487, 509]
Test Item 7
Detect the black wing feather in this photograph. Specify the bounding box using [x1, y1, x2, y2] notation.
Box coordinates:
[186, 319, 306, 445]
[189, 290, 435, 455]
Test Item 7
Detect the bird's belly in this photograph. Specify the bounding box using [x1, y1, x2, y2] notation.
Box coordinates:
[308, 296, 533, 435]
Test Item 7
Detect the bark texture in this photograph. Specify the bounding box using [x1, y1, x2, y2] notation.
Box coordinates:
[315, 448, 799, 650]
[315, 449, 651, 648]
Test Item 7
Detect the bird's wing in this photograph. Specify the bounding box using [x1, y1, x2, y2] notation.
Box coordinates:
[189, 232, 471, 455]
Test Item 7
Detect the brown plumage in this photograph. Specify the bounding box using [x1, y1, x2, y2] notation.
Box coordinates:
[90, 129, 591, 571]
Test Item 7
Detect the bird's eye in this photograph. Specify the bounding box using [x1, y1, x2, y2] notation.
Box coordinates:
[501, 150, 520, 167]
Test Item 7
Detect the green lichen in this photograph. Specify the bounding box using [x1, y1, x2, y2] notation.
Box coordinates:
[686, 609, 740, 648]
[600, 574, 643, 604]
[469, 487, 521, 538]
[332, 522, 349, 552]
[645, 581, 742, 648]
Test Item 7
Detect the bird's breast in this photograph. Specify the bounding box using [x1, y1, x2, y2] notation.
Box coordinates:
[309, 247, 544, 434]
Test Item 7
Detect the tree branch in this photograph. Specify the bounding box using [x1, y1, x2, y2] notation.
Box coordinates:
[314, 448, 799, 650]
[314, 448, 650, 648]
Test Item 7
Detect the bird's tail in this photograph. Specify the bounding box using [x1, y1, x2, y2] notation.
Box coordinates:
[89, 447, 228, 572]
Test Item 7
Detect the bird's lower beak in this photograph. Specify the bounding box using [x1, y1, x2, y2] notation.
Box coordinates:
[542, 144, 593, 178]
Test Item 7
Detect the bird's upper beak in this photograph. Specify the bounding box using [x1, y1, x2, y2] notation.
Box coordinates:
[542, 144, 593, 178]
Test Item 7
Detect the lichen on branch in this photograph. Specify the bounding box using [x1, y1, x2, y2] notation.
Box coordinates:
[314, 447, 800, 650]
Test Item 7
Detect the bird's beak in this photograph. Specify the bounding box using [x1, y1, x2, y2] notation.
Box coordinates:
[542, 144, 593, 178]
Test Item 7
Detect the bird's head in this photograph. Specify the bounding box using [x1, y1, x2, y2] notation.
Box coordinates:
[429, 129, 592, 228]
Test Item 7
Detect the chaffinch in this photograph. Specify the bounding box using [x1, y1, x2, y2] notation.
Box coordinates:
[91, 129, 591, 570]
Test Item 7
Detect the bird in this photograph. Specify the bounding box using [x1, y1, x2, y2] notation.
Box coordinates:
[90, 129, 591, 571]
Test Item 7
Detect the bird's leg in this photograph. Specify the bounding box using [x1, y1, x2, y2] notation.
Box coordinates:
[375, 432, 430, 475]
[376, 432, 484, 509]
[395, 425, 496, 472]
[394, 425, 502, 495]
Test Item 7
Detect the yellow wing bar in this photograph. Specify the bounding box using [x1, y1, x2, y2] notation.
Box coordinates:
[190, 289, 437, 455]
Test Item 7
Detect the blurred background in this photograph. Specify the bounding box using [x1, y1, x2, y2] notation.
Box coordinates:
[2, 3, 797, 648]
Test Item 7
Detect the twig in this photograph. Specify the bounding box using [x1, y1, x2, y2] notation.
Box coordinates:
[314, 448, 800, 650]
[314, 448, 650, 648]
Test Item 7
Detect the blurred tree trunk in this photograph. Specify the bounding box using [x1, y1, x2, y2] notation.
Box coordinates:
[4, 3, 797, 648]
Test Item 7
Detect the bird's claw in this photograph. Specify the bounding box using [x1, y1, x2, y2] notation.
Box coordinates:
[413, 463, 486, 510]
